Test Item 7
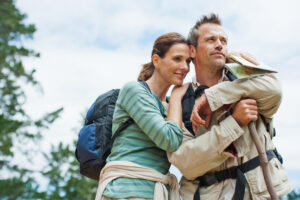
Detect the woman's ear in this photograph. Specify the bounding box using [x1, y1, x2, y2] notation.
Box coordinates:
[152, 54, 160, 69]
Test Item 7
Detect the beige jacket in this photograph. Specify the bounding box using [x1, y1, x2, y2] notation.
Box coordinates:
[95, 161, 180, 200]
[168, 74, 291, 200]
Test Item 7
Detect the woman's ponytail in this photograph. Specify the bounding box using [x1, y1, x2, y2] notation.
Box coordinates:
[138, 62, 154, 81]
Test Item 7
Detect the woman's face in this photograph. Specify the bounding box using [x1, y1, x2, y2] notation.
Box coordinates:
[155, 43, 191, 86]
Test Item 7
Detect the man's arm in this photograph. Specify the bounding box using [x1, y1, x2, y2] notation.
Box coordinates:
[169, 98, 258, 180]
[205, 74, 282, 118]
[168, 114, 244, 180]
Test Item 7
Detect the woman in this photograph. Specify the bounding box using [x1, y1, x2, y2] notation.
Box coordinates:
[95, 32, 191, 200]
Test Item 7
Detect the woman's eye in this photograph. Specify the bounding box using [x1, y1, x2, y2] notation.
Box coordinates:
[174, 57, 181, 61]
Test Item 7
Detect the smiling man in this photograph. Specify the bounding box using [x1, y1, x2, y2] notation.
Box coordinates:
[168, 13, 291, 200]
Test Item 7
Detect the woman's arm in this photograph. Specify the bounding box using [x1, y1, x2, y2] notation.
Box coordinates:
[117, 82, 186, 152]
[167, 83, 190, 128]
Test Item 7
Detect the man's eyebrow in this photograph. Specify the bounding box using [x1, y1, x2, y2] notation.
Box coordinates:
[204, 34, 228, 40]
[203, 35, 215, 40]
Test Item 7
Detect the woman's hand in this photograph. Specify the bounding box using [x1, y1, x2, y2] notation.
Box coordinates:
[170, 82, 190, 100]
[227, 52, 260, 65]
[167, 83, 190, 128]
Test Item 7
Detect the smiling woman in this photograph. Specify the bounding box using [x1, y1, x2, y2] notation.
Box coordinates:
[94, 32, 191, 200]
[138, 33, 190, 85]
[151, 43, 191, 86]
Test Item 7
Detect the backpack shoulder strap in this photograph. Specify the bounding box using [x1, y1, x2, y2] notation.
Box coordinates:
[260, 114, 276, 138]
[109, 118, 134, 147]
[181, 83, 196, 135]
[181, 83, 210, 136]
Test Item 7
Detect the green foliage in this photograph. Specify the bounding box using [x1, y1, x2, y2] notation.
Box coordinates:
[0, 0, 64, 166]
[0, 2, 97, 199]
[0, 177, 47, 199]
[0, 0, 38, 117]
[0, 0, 80, 198]
[284, 189, 300, 200]
[42, 142, 97, 200]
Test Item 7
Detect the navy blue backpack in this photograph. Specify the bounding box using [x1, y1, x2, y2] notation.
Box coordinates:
[75, 81, 150, 180]
[75, 89, 133, 180]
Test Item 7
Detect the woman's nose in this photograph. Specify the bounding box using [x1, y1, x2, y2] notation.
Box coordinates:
[182, 62, 190, 72]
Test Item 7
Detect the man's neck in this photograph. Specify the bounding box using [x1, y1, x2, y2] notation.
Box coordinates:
[195, 65, 223, 87]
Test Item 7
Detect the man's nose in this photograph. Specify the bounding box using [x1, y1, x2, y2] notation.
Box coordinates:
[215, 39, 223, 50]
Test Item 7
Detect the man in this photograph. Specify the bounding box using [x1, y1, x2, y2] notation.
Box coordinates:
[167, 13, 291, 200]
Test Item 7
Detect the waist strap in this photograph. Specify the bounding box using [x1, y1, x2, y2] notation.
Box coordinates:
[193, 150, 277, 200]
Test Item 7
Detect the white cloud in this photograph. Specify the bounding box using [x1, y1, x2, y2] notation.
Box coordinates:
[22, 46, 148, 148]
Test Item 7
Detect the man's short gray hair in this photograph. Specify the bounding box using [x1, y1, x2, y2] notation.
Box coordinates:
[188, 13, 222, 47]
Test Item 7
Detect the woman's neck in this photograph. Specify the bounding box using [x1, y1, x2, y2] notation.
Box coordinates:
[146, 74, 170, 102]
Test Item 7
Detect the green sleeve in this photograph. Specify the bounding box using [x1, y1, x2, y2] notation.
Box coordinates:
[118, 81, 183, 152]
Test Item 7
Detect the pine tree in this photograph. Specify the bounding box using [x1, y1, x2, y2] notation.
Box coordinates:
[42, 141, 97, 199]
[0, 0, 63, 198]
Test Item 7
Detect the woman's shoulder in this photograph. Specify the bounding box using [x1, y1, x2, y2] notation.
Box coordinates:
[121, 81, 150, 94]
[122, 81, 139, 89]
[117, 81, 155, 107]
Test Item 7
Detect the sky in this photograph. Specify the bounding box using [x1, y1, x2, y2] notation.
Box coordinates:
[16, 0, 300, 190]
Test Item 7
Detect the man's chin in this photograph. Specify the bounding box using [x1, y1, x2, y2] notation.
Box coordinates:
[213, 60, 225, 68]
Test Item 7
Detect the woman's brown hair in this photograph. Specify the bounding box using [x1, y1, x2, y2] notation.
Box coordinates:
[138, 32, 187, 81]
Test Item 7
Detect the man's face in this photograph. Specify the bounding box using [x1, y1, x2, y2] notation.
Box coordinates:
[193, 23, 228, 70]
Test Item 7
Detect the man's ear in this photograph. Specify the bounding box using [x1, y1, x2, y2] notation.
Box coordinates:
[190, 45, 196, 59]
[152, 54, 160, 69]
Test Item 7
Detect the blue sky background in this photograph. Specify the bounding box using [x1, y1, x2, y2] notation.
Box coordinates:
[16, 0, 300, 190]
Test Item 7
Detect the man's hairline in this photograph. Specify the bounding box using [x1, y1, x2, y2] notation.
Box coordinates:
[193, 23, 228, 48]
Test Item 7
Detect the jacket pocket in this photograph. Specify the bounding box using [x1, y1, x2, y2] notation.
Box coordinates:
[247, 154, 289, 195]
